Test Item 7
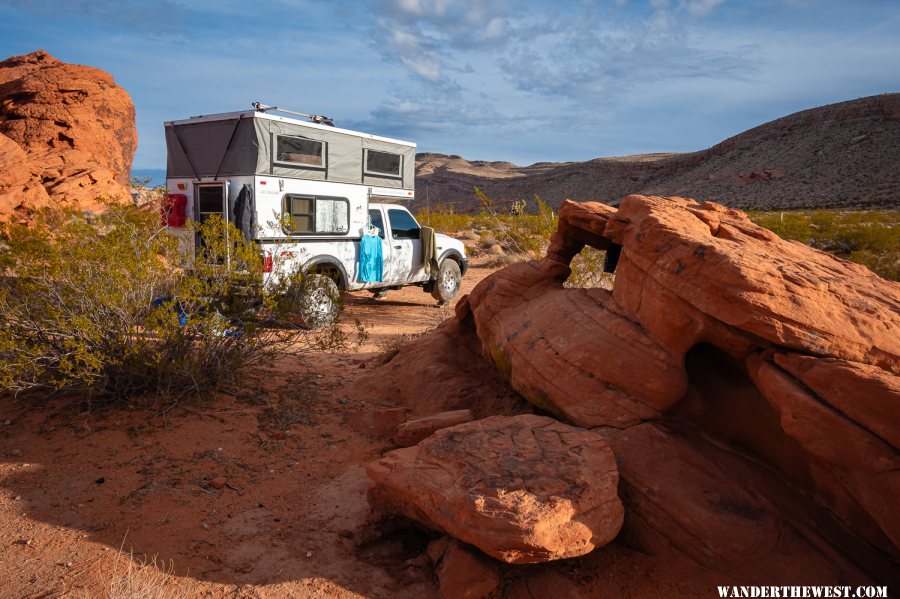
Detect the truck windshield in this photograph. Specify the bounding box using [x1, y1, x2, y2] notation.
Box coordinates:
[388, 209, 420, 240]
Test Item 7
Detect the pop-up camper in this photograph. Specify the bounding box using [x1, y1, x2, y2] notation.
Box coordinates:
[163, 103, 467, 324]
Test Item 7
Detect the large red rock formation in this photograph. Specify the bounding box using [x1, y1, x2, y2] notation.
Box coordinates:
[364, 194, 899, 587]
[0, 50, 136, 219]
[367, 414, 624, 564]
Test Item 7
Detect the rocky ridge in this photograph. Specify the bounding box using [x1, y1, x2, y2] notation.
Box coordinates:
[416, 94, 900, 212]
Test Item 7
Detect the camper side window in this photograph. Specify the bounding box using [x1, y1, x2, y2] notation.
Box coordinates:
[276, 135, 325, 169]
[283, 195, 349, 235]
[364, 150, 402, 178]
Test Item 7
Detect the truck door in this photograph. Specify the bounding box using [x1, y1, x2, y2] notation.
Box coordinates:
[366, 207, 390, 283]
[384, 208, 424, 283]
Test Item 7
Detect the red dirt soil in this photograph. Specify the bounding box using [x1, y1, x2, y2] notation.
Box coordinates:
[0, 259, 736, 598]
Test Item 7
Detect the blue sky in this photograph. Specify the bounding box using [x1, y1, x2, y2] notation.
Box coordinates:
[1, 0, 898, 171]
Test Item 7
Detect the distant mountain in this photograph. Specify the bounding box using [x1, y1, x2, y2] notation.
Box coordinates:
[416, 94, 900, 212]
[131, 168, 166, 188]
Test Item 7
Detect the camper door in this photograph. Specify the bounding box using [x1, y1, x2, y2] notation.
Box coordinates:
[194, 181, 231, 264]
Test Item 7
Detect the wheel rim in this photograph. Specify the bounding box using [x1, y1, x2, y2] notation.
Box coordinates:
[441, 272, 459, 294]
[307, 288, 333, 320]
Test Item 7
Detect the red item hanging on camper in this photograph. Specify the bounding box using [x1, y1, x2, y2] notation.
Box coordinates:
[162, 193, 187, 227]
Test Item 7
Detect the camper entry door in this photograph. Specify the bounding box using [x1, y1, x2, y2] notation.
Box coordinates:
[194, 182, 231, 264]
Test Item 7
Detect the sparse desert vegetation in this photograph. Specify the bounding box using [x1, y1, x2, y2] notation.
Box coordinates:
[1, 47, 897, 599]
[748, 209, 899, 281]
[0, 203, 351, 404]
[419, 197, 900, 282]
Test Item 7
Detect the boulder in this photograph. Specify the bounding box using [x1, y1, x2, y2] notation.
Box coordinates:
[367, 414, 624, 564]
[393, 409, 475, 447]
[427, 538, 500, 599]
[464, 197, 900, 431]
[0, 50, 136, 219]
[363, 194, 900, 584]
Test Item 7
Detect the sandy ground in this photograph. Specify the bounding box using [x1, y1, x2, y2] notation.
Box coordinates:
[0, 259, 725, 598]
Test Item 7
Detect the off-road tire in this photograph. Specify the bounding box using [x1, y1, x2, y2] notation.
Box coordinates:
[431, 259, 461, 304]
[296, 274, 340, 329]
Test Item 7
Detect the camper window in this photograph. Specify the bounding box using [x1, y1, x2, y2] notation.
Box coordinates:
[283, 194, 349, 235]
[364, 149, 402, 178]
[276, 135, 325, 168]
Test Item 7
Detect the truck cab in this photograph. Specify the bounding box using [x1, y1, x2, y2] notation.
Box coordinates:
[362, 203, 467, 290]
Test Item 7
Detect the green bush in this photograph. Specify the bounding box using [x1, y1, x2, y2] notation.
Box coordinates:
[749, 210, 899, 281]
[0, 202, 349, 404]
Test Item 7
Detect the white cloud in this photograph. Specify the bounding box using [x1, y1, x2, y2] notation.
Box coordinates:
[371, 0, 512, 86]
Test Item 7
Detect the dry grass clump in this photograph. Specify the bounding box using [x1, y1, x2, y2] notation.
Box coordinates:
[105, 551, 191, 599]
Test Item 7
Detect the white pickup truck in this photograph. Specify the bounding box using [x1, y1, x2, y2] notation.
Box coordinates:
[268, 201, 468, 326]
[162, 104, 468, 326]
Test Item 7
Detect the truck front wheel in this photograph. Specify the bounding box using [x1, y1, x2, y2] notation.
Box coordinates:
[297, 274, 340, 329]
[431, 259, 461, 304]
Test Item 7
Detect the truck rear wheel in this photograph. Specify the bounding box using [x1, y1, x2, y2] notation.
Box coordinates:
[431, 259, 461, 304]
[296, 274, 340, 329]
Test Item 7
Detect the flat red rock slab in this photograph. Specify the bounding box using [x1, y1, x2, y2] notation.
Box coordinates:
[367, 414, 624, 564]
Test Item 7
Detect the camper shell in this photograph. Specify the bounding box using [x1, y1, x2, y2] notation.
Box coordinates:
[163, 107, 467, 300]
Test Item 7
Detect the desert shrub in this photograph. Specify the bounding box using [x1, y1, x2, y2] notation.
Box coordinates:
[416, 205, 475, 233]
[0, 202, 350, 404]
[567, 246, 615, 290]
[749, 209, 899, 281]
[418, 189, 613, 288]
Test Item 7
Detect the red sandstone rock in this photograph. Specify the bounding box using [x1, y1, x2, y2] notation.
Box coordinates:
[466, 198, 899, 430]
[0, 50, 136, 219]
[599, 422, 869, 582]
[367, 414, 624, 564]
[355, 314, 525, 419]
[365, 194, 900, 583]
[773, 353, 900, 450]
[0, 132, 50, 218]
[427, 538, 500, 599]
[393, 409, 474, 447]
[346, 406, 408, 437]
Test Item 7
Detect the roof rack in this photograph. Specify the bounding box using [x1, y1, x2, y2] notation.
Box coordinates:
[251, 102, 334, 126]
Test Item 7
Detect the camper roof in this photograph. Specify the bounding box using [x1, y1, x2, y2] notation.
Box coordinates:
[164, 110, 415, 148]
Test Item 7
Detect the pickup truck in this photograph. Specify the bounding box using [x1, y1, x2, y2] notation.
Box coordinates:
[275, 202, 468, 327]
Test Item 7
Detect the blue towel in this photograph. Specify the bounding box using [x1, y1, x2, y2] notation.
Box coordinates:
[359, 234, 383, 282]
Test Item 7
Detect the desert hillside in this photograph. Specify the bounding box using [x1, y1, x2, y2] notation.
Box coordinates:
[416, 94, 900, 212]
